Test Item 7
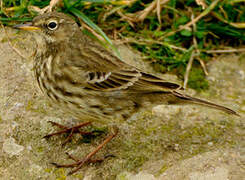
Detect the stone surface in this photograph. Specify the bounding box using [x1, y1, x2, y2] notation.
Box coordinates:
[0, 27, 244, 179]
[117, 171, 156, 180]
[2, 137, 24, 157]
[188, 167, 229, 180]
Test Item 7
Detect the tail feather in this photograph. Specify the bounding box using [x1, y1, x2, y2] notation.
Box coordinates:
[171, 91, 239, 116]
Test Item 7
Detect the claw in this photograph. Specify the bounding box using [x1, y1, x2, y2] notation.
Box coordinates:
[43, 121, 92, 144]
[50, 128, 118, 175]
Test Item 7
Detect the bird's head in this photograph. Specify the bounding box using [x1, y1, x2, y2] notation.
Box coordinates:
[14, 12, 79, 44]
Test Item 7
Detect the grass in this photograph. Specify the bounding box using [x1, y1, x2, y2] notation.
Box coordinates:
[0, 0, 245, 90]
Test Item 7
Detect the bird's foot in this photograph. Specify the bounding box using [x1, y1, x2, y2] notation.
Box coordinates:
[44, 121, 93, 146]
[51, 127, 119, 175]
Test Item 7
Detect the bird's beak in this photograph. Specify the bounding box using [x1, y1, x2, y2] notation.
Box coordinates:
[13, 23, 40, 30]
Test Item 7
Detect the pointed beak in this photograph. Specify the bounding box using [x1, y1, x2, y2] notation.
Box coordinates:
[13, 23, 40, 30]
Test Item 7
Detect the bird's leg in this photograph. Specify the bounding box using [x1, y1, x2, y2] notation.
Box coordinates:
[44, 121, 93, 145]
[62, 152, 114, 164]
[51, 126, 119, 175]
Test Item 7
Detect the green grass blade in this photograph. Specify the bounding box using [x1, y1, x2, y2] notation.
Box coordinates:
[81, 0, 111, 2]
[69, 7, 122, 59]
[0, 17, 32, 21]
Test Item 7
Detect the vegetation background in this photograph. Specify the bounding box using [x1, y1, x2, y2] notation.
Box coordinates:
[1, 0, 245, 91]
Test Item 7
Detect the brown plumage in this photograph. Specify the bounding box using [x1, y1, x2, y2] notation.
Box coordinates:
[14, 12, 238, 174]
[22, 12, 237, 120]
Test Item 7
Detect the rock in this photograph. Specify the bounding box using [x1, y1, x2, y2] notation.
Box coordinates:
[241, 105, 245, 112]
[117, 171, 156, 180]
[238, 70, 245, 80]
[189, 167, 229, 180]
[0, 27, 244, 179]
[159, 150, 244, 180]
[152, 105, 181, 119]
[28, 164, 43, 175]
[2, 137, 24, 157]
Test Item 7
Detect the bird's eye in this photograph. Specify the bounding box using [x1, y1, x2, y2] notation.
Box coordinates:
[47, 20, 58, 30]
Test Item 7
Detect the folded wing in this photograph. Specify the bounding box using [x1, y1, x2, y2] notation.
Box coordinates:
[85, 70, 181, 92]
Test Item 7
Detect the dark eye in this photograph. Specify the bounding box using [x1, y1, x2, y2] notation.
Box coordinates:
[47, 20, 58, 30]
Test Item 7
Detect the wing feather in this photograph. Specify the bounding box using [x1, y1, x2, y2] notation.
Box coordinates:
[85, 70, 142, 91]
[84, 70, 181, 92]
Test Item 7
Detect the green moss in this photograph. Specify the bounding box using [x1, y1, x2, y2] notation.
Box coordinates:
[36, 146, 44, 153]
[112, 113, 237, 175]
[25, 100, 47, 114]
[187, 67, 209, 91]
[25, 100, 35, 111]
[44, 168, 53, 173]
[54, 168, 67, 180]
[158, 164, 169, 175]
[72, 174, 84, 179]
[116, 173, 129, 180]
[0, 37, 9, 43]
[110, 110, 241, 177]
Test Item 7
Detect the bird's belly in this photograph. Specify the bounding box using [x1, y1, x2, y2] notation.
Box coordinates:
[41, 83, 139, 123]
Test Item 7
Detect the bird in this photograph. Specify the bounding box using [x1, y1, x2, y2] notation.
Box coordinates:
[14, 12, 238, 175]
